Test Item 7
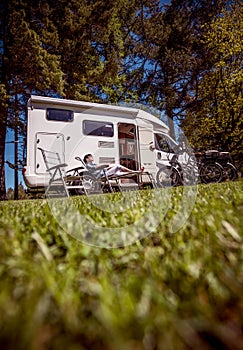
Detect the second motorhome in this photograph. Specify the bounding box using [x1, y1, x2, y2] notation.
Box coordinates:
[23, 95, 179, 191]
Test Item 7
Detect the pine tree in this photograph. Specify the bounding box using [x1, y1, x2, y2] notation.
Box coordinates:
[183, 0, 243, 171]
[50, 0, 141, 103]
[133, 0, 228, 138]
[0, 0, 9, 200]
[0, 0, 65, 199]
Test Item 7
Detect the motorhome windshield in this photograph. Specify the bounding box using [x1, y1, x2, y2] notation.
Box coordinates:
[154, 133, 177, 152]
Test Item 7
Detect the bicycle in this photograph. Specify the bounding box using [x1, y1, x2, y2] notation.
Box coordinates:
[196, 150, 224, 184]
[216, 151, 238, 181]
[156, 149, 224, 187]
[156, 152, 196, 187]
[156, 156, 182, 187]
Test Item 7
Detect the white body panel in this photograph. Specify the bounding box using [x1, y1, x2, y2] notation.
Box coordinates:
[23, 95, 177, 189]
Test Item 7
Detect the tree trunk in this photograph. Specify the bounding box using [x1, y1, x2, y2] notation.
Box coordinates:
[0, 110, 7, 200]
[14, 130, 18, 200]
[14, 95, 19, 200]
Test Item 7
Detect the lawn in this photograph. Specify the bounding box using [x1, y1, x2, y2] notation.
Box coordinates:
[0, 181, 242, 350]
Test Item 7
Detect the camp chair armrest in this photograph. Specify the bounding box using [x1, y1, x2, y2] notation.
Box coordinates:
[66, 166, 86, 174]
[46, 163, 68, 171]
[64, 175, 83, 181]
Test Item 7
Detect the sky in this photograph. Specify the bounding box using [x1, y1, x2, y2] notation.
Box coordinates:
[5, 129, 25, 190]
[161, 0, 171, 5]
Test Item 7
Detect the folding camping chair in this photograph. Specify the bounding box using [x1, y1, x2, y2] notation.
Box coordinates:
[72, 157, 157, 193]
[63, 161, 91, 195]
[38, 147, 81, 197]
[67, 157, 114, 195]
[38, 147, 70, 197]
[38, 148, 91, 197]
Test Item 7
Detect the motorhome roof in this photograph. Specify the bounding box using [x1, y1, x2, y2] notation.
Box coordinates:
[29, 95, 138, 113]
[28, 95, 169, 132]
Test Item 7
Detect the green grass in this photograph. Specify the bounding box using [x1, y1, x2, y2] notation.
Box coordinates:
[0, 181, 242, 349]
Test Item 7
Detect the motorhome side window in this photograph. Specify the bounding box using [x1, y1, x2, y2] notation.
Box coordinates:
[83, 120, 114, 137]
[46, 109, 74, 122]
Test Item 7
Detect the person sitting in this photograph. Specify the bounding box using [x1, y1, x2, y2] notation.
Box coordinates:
[83, 154, 144, 178]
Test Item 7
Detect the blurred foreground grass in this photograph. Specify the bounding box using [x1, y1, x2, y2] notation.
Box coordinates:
[0, 181, 242, 350]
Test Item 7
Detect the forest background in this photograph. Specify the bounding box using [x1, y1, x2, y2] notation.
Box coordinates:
[0, 0, 242, 200]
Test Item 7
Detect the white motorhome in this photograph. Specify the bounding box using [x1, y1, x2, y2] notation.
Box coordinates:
[23, 95, 178, 191]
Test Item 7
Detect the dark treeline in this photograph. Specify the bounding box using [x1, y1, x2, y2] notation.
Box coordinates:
[0, 0, 242, 199]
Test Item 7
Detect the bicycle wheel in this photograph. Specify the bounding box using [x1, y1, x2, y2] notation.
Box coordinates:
[200, 162, 223, 184]
[156, 165, 181, 187]
[224, 163, 238, 181]
[74, 174, 99, 195]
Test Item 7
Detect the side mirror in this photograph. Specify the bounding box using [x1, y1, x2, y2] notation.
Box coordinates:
[173, 145, 182, 154]
[75, 156, 82, 162]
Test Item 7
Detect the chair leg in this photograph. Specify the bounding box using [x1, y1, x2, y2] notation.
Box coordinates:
[58, 168, 70, 197]
[45, 168, 58, 195]
[104, 176, 114, 193]
[46, 168, 70, 197]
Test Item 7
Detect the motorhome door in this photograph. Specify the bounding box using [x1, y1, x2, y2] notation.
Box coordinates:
[35, 132, 65, 173]
[137, 119, 157, 175]
[118, 123, 138, 170]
